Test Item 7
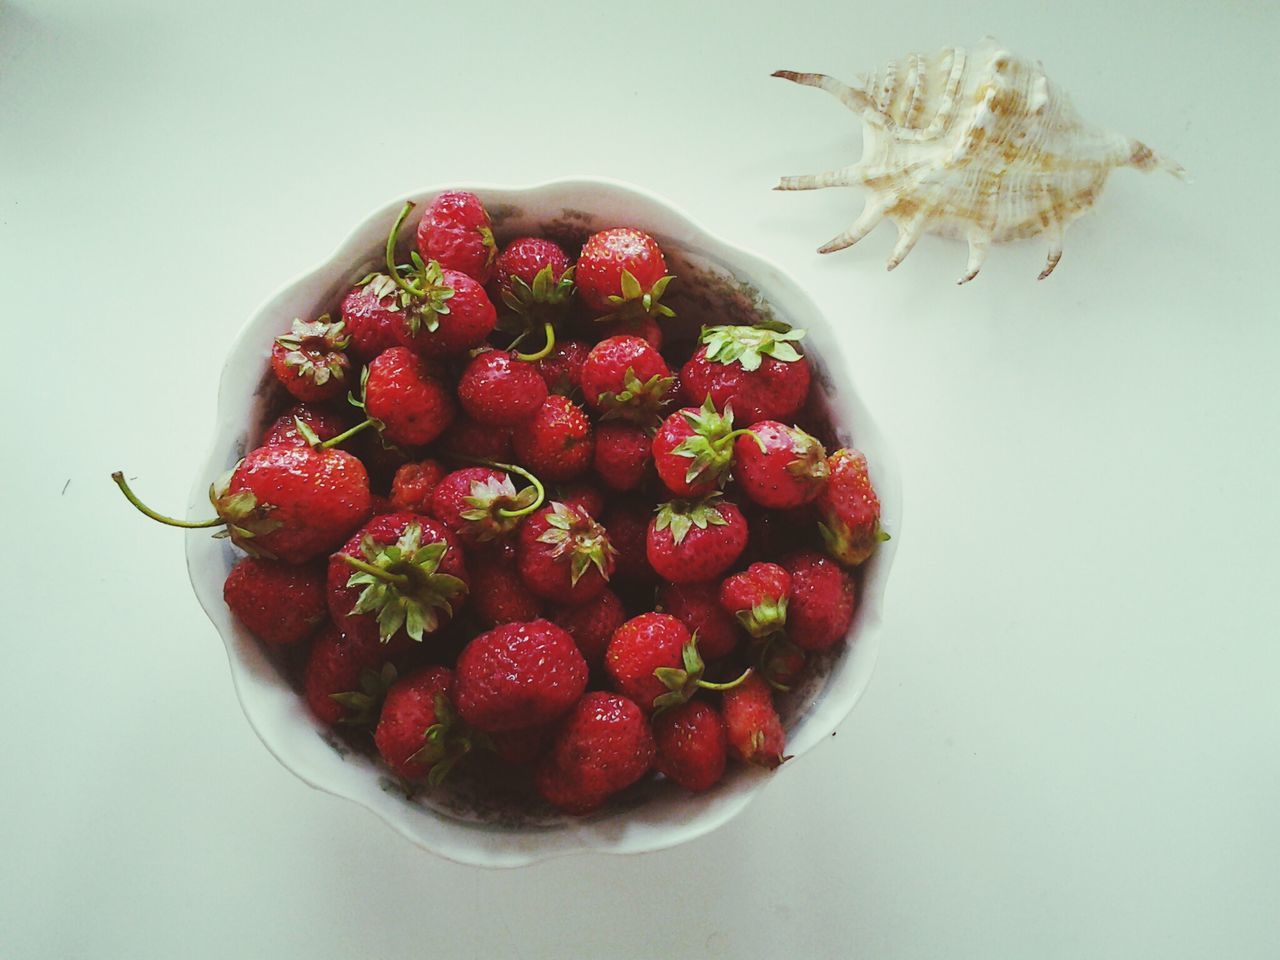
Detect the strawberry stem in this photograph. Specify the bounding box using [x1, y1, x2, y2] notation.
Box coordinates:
[697, 666, 753, 691]
[317, 417, 375, 450]
[718, 428, 765, 453]
[514, 322, 556, 363]
[112, 472, 224, 528]
[385, 201, 426, 298]
[446, 454, 546, 519]
[339, 553, 410, 586]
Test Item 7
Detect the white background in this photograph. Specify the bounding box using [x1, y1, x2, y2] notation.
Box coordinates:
[4, 0, 1278, 956]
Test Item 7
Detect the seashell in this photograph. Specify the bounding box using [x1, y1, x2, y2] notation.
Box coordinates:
[773, 40, 1185, 283]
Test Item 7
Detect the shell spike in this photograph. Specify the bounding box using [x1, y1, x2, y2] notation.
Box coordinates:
[1038, 225, 1065, 281]
[775, 165, 865, 191]
[771, 70, 889, 126]
[957, 230, 992, 285]
[817, 200, 887, 254]
[885, 212, 927, 271]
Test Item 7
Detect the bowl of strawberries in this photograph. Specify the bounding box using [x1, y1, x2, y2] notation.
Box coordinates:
[121, 179, 899, 866]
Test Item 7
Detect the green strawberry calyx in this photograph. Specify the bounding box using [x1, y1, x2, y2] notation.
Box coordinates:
[329, 662, 399, 728]
[653, 493, 728, 547]
[600, 268, 675, 322]
[734, 593, 789, 640]
[406, 693, 494, 787]
[785, 426, 830, 488]
[670, 399, 763, 488]
[700, 322, 806, 371]
[360, 201, 458, 340]
[502, 262, 576, 316]
[459, 472, 543, 541]
[652, 634, 753, 713]
[275, 314, 351, 387]
[208, 465, 283, 557]
[595, 366, 676, 427]
[818, 515, 891, 568]
[535, 501, 618, 586]
[341, 522, 468, 643]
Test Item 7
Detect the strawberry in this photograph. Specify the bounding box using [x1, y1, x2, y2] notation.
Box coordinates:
[457, 350, 547, 425]
[646, 494, 748, 584]
[652, 399, 758, 498]
[389, 458, 447, 513]
[327, 512, 469, 651]
[429, 466, 542, 544]
[339, 281, 405, 362]
[511, 395, 594, 483]
[719, 562, 791, 639]
[270, 315, 351, 403]
[601, 500, 658, 583]
[375, 666, 485, 783]
[657, 581, 739, 661]
[415, 191, 497, 284]
[467, 541, 545, 627]
[575, 227, 674, 319]
[605, 613, 745, 713]
[223, 557, 327, 646]
[115, 443, 372, 564]
[817, 448, 887, 566]
[360, 346, 456, 447]
[681, 323, 811, 424]
[534, 692, 655, 813]
[516, 502, 616, 606]
[536, 339, 591, 396]
[734, 421, 828, 509]
[495, 238, 575, 345]
[260, 404, 352, 448]
[593, 421, 652, 492]
[580, 335, 675, 424]
[554, 483, 605, 520]
[437, 415, 514, 463]
[454, 619, 588, 733]
[781, 551, 856, 652]
[721, 674, 788, 768]
[302, 625, 394, 727]
[754, 635, 807, 691]
[550, 588, 626, 668]
[653, 700, 727, 792]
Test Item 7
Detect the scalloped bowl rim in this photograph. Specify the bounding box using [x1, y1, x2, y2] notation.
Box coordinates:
[184, 177, 902, 867]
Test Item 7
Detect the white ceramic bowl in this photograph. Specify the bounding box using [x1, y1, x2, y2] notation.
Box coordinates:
[184, 178, 901, 867]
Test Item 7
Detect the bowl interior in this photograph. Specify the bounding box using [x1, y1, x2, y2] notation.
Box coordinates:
[185, 179, 901, 866]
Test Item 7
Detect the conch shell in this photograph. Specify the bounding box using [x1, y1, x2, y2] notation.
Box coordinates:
[774, 41, 1185, 282]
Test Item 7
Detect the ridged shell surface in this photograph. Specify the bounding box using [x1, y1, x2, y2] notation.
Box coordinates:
[775, 40, 1184, 282]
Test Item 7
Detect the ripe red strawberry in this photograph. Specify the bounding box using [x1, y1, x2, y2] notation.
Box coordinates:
[646, 494, 748, 584]
[516, 502, 616, 606]
[720, 562, 791, 639]
[511, 395, 594, 482]
[340, 280, 405, 362]
[580, 335, 675, 423]
[457, 350, 547, 425]
[429, 466, 541, 544]
[391, 264, 497, 358]
[536, 339, 591, 396]
[782, 551, 856, 652]
[575, 227, 674, 319]
[653, 700, 727, 792]
[260, 404, 352, 449]
[534, 692, 655, 813]
[721, 674, 788, 768]
[550, 588, 626, 668]
[375, 666, 484, 783]
[361, 346, 456, 447]
[657, 581, 739, 661]
[593, 421, 652, 492]
[652, 399, 757, 498]
[601, 500, 657, 583]
[467, 542, 545, 627]
[454, 619, 588, 733]
[734, 421, 828, 509]
[437, 415, 514, 462]
[681, 324, 812, 424]
[817, 448, 887, 566]
[223, 557, 327, 646]
[270, 315, 352, 402]
[302, 624, 393, 727]
[415, 190, 497, 284]
[755, 635, 807, 691]
[389, 458, 447, 513]
[494, 237, 575, 331]
[606, 613, 750, 713]
[554, 484, 605, 519]
[327, 512, 469, 652]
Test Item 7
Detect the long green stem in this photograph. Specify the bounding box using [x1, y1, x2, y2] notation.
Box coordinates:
[716, 428, 766, 454]
[112, 472, 224, 528]
[317, 417, 374, 450]
[514, 322, 556, 363]
[339, 554, 409, 586]
[447, 454, 546, 519]
[697, 666, 753, 691]
[385, 201, 425, 298]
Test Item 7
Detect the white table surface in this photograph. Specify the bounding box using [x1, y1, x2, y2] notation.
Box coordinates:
[4, 0, 1278, 956]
